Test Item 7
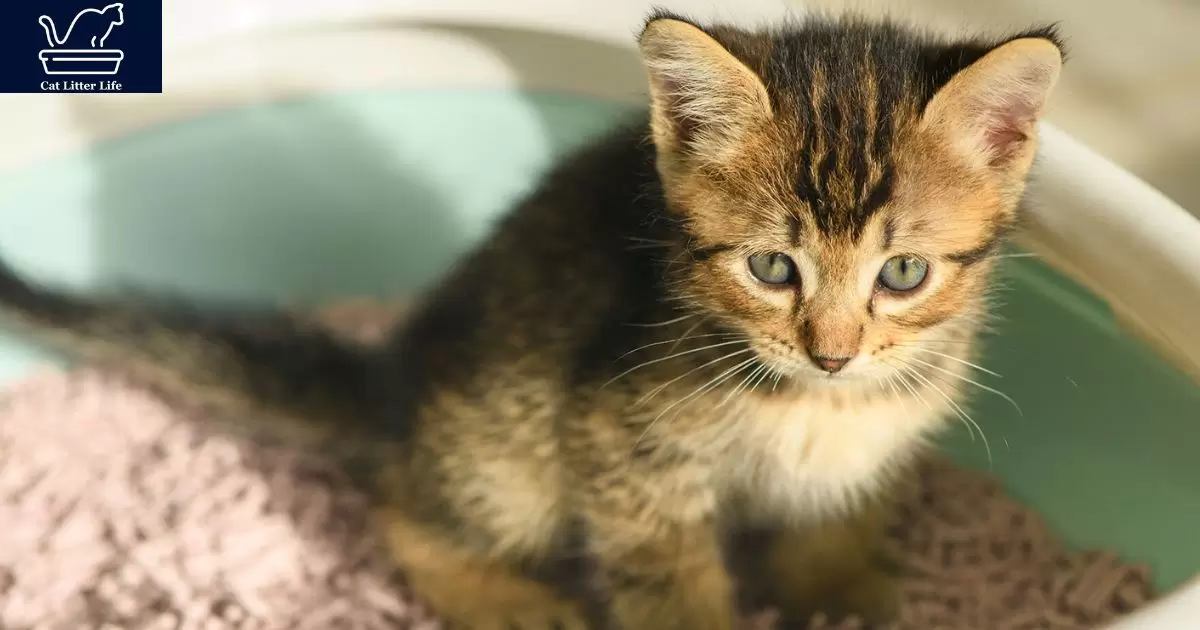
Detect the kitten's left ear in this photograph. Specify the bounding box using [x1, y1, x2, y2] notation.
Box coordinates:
[921, 36, 1064, 173]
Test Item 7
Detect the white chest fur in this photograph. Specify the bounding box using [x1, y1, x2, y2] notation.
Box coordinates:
[728, 386, 948, 521]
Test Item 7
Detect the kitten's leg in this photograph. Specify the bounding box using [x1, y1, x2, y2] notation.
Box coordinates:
[587, 511, 738, 630]
[757, 499, 900, 625]
[374, 508, 594, 630]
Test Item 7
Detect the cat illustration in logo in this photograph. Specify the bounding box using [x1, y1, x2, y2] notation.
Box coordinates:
[39, 2, 124, 49]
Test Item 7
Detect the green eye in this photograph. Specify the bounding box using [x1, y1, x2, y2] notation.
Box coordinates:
[878, 256, 929, 292]
[747, 253, 798, 285]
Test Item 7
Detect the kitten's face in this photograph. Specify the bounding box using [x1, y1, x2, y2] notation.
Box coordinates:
[639, 15, 1062, 385]
[671, 126, 1000, 383]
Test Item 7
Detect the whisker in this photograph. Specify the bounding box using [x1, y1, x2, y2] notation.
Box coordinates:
[893, 339, 976, 347]
[625, 313, 696, 328]
[883, 359, 933, 414]
[665, 319, 707, 355]
[617, 332, 734, 360]
[633, 357, 758, 451]
[659, 254, 683, 268]
[897, 359, 993, 467]
[636, 348, 754, 407]
[601, 339, 749, 388]
[907, 356, 1023, 416]
[898, 360, 968, 429]
[749, 364, 775, 395]
[720, 362, 768, 407]
[625, 237, 677, 251]
[883, 371, 911, 424]
[889, 358, 967, 453]
[903, 347, 1002, 378]
[659, 357, 759, 421]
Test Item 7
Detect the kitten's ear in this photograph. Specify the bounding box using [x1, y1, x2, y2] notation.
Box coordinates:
[638, 16, 772, 163]
[921, 36, 1063, 173]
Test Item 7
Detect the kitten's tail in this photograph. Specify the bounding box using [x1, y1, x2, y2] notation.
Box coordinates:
[0, 258, 391, 451]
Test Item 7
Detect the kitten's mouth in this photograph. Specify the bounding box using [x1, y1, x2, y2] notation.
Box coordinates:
[813, 368, 869, 385]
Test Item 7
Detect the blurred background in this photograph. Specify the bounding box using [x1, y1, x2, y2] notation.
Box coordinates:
[807, 0, 1200, 217]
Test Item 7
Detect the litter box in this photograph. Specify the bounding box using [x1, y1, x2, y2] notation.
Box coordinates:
[38, 50, 126, 76]
[0, 0, 1198, 626]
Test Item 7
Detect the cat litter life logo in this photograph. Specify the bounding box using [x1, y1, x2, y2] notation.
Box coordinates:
[0, 0, 162, 93]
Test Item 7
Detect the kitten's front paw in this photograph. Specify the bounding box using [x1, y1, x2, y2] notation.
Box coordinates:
[775, 566, 900, 628]
[825, 566, 900, 624]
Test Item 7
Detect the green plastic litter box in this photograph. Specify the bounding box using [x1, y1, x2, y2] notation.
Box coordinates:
[1, 0, 1198, 626]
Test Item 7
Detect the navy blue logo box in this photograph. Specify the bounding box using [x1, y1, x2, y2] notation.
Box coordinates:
[1, 0, 163, 94]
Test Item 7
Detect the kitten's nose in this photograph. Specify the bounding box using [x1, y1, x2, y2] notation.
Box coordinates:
[811, 354, 852, 373]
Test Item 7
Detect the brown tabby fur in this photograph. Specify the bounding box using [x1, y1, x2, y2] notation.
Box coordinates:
[0, 9, 1065, 630]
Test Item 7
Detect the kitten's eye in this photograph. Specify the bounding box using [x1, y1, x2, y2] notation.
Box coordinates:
[878, 256, 929, 292]
[747, 253, 798, 285]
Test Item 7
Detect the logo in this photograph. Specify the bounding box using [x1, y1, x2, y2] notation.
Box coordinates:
[39, 3, 126, 76]
[0, 0, 162, 93]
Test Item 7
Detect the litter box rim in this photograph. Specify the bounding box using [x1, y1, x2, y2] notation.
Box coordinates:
[0, 1, 1197, 625]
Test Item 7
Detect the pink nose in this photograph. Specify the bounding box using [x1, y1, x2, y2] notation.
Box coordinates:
[812, 355, 852, 373]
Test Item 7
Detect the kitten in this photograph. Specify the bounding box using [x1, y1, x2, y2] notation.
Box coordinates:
[38, 2, 125, 49]
[0, 9, 1064, 630]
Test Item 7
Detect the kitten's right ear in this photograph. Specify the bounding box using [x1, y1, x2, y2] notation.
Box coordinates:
[638, 14, 772, 165]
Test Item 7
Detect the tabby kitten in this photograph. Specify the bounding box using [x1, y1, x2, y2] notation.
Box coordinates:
[0, 9, 1063, 630]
